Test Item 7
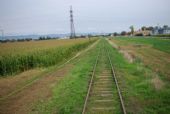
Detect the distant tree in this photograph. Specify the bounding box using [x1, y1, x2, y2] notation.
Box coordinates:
[121, 31, 127, 36]
[163, 25, 168, 29]
[129, 26, 134, 35]
[39, 37, 43, 40]
[39, 36, 46, 40]
[25, 38, 32, 41]
[10, 39, 16, 42]
[127, 32, 131, 35]
[108, 33, 112, 36]
[80, 35, 86, 38]
[113, 32, 118, 36]
[46, 36, 51, 40]
[141, 26, 146, 31]
[147, 26, 154, 31]
[135, 33, 143, 36]
[17, 39, 25, 42]
[88, 34, 92, 37]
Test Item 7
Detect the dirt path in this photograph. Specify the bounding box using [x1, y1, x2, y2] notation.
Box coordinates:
[0, 40, 99, 114]
[0, 64, 73, 114]
[0, 69, 44, 99]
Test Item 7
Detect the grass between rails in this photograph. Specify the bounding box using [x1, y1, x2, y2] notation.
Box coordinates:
[106, 39, 170, 114]
[0, 39, 97, 76]
[85, 43, 121, 114]
[33, 40, 100, 114]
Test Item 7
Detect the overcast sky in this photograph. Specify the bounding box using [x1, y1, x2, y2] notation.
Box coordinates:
[0, 0, 170, 35]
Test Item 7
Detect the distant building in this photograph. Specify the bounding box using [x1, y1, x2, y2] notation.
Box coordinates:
[134, 29, 152, 36]
[152, 25, 170, 35]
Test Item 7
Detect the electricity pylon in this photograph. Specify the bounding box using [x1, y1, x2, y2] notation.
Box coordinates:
[70, 6, 76, 39]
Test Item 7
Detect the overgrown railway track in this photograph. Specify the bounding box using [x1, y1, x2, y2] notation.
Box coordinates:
[82, 42, 126, 114]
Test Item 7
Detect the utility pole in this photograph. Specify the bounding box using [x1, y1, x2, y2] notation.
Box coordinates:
[70, 6, 76, 39]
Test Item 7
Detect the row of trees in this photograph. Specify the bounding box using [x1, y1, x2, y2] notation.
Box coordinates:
[39, 36, 59, 40]
[0, 36, 60, 43]
[112, 25, 160, 36]
[112, 25, 135, 36]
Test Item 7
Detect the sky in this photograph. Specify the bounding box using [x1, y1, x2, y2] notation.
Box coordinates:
[0, 0, 170, 35]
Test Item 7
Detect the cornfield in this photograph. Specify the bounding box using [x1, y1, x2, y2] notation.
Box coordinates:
[0, 39, 96, 76]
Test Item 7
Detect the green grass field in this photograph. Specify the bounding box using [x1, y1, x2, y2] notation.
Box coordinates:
[112, 37, 170, 53]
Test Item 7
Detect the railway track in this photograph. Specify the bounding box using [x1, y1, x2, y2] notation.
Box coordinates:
[82, 42, 126, 114]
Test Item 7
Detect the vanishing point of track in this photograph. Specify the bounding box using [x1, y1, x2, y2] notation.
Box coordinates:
[82, 41, 126, 114]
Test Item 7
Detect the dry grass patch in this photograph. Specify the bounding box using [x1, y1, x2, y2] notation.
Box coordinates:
[0, 68, 44, 98]
[0, 64, 73, 114]
[119, 50, 135, 63]
[151, 76, 164, 91]
[108, 39, 136, 63]
[110, 38, 170, 80]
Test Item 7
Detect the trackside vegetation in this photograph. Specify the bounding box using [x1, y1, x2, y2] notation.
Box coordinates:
[34, 39, 100, 114]
[0, 39, 96, 76]
[106, 39, 170, 113]
[1, 38, 169, 114]
[34, 39, 170, 114]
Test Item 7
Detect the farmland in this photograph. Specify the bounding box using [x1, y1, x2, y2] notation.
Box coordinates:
[0, 38, 98, 114]
[0, 38, 96, 76]
[0, 39, 93, 56]
[0, 37, 170, 114]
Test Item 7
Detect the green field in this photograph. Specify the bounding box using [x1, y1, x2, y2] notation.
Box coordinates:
[112, 37, 170, 53]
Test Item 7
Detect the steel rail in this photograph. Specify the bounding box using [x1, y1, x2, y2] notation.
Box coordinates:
[82, 48, 101, 114]
[106, 47, 127, 114]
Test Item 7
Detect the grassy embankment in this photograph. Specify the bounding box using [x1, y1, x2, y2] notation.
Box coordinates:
[0, 38, 96, 76]
[108, 37, 170, 113]
[34, 39, 100, 114]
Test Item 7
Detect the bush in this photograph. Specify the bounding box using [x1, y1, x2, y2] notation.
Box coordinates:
[135, 33, 143, 36]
